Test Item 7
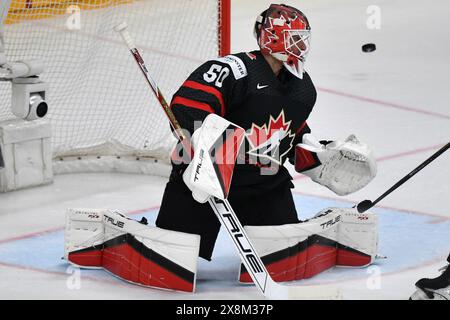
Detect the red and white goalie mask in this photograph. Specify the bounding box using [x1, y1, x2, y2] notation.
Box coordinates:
[254, 4, 311, 79]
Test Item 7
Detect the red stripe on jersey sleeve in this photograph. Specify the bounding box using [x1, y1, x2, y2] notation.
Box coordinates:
[171, 96, 215, 114]
[296, 121, 308, 135]
[182, 80, 225, 116]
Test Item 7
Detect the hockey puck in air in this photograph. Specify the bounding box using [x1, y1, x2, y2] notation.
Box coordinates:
[362, 43, 376, 52]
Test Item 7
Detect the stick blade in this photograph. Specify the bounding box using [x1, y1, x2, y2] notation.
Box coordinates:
[286, 285, 342, 300]
[357, 200, 373, 213]
[266, 280, 342, 300]
[114, 22, 128, 32]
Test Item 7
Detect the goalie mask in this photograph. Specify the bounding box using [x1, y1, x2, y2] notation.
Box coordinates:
[254, 4, 311, 79]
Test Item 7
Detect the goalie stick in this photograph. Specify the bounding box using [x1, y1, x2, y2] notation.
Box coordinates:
[114, 22, 341, 299]
[357, 142, 450, 213]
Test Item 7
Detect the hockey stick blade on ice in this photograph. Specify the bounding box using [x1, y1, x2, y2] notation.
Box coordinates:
[114, 22, 341, 299]
[357, 142, 450, 213]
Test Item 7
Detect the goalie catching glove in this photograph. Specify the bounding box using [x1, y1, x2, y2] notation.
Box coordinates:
[182, 114, 245, 203]
[294, 133, 377, 195]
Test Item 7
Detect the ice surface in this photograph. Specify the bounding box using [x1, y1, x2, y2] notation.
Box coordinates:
[0, 0, 449, 300]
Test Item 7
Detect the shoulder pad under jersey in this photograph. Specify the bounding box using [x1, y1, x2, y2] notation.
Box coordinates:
[214, 55, 248, 80]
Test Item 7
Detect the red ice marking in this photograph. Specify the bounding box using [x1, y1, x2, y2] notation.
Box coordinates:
[293, 143, 447, 182]
[292, 174, 308, 181]
[309, 254, 448, 287]
[0, 226, 63, 245]
[0, 205, 161, 245]
[376, 144, 447, 162]
[0, 204, 195, 292]
[292, 190, 449, 222]
[0, 260, 144, 288]
[317, 87, 450, 120]
[427, 217, 450, 224]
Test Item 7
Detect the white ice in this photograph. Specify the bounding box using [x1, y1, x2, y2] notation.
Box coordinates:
[0, 0, 449, 300]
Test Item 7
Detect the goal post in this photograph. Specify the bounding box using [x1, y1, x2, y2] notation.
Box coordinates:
[0, 1, 11, 26]
[0, 0, 231, 175]
[219, 0, 230, 57]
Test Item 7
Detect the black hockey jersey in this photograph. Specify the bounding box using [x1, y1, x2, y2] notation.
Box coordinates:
[170, 50, 316, 190]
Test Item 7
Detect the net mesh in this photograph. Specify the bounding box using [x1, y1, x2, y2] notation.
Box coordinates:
[0, 0, 222, 161]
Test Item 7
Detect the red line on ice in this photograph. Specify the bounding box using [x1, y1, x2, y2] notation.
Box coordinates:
[317, 87, 450, 120]
[0, 205, 160, 245]
[293, 143, 447, 181]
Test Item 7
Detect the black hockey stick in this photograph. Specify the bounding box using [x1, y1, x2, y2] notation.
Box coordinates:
[115, 22, 341, 299]
[357, 142, 450, 213]
[0, 146, 4, 168]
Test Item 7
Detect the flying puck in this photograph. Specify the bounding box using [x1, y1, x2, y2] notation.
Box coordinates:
[362, 43, 376, 52]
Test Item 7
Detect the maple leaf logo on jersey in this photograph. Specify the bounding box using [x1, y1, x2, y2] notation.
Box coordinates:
[246, 110, 295, 165]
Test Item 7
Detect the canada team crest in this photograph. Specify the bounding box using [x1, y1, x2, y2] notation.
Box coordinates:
[246, 110, 295, 165]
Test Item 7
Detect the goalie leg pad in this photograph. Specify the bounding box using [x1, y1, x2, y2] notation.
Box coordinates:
[336, 208, 378, 267]
[65, 209, 201, 292]
[64, 208, 105, 268]
[239, 210, 341, 283]
[239, 207, 378, 283]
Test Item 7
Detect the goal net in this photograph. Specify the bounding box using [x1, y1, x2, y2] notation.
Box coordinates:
[0, 0, 230, 173]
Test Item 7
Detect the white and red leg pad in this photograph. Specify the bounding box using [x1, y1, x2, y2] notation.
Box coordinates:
[64, 208, 200, 292]
[239, 207, 378, 283]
